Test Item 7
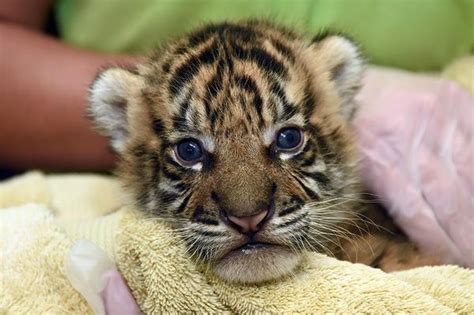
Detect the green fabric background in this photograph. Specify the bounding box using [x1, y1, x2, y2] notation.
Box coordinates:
[56, 0, 473, 71]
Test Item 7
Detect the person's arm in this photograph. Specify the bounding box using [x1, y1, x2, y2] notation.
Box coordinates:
[0, 0, 139, 171]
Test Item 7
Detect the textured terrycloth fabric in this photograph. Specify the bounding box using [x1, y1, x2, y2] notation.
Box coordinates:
[1, 172, 473, 314]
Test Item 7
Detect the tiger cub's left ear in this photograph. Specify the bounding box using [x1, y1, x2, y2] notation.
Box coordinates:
[305, 33, 365, 120]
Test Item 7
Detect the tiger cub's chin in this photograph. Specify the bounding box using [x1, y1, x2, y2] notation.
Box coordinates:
[212, 244, 302, 284]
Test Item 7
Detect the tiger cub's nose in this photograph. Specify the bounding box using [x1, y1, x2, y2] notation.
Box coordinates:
[226, 209, 269, 234]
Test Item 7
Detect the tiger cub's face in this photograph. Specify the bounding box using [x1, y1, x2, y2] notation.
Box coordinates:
[89, 21, 364, 283]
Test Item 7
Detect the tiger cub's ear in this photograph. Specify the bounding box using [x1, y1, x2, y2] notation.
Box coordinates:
[305, 33, 365, 120]
[88, 67, 143, 153]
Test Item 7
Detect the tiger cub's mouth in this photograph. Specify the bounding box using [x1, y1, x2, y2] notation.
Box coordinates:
[234, 241, 273, 252]
[213, 239, 302, 284]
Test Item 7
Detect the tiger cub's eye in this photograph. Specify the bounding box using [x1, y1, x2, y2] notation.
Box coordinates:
[276, 127, 303, 151]
[176, 139, 203, 163]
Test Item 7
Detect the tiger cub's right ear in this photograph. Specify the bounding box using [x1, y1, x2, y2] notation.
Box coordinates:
[304, 32, 365, 121]
[88, 67, 143, 153]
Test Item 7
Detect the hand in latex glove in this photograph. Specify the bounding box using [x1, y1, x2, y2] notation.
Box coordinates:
[353, 67, 474, 267]
[66, 240, 141, 315]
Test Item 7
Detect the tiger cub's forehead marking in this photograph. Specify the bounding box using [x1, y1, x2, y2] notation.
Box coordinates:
[159, 24, 304, 111]
[150, 22, 320, 169]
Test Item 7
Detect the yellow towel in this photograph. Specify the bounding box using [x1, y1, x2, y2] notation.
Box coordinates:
[1, 172, 473, 314]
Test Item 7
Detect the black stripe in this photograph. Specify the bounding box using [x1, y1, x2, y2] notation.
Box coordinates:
[152, 118, 165, 135]
[178, 96, 191, 116]
[197, 218, 219, 225]
[225, 24, 257, 42]
[248, 47, 286, 77]
[131, 144, 147, 158]
[187, 25, 219, 47]
[280, 103, 298, 121]
[301, 171, 330, 185]
[233, 44, 246, 59]
[172, 116, 189, 132]
[278, 211, 307, 229]
[188, 23, 257, 49]
[303, 90, 316, 118]
[233, 45, 286, 78]
[169, 41, 219, 96]
[206, 73, 223, 99]
[267, 142, 277, 160]
[203, 96, 219, 130]
[192, 206, 204, 220]
[290, 195, 304, 204]
[270, 81, 286, 102]
[236, 75, 264, 121]
[159, 190, 179, 205]
[172, 97, 191, 132]
[204, 99, 212, 118]
[162, 62, 171, 74]
[221, 36, 235, 73]
[279, 195, 304, 217]
[204, 59, 226, 105]
[293, 176, 320, 200]
[245, 112, 253, 124]
[202, 152, 214, 171]
[163, 154, 194, 177]
[271, 39, 295, 63]
[279, 204, 303, 217]
[270, 81, 298, 121]
[249, 93, 264, 119]
[211, 191, 220, 203]
[310, 125, 337, 160]
[192, 206, 219, 225]
[174, 46, 188, 55]
[176, 193, 191, 214]
[235, 75, 264, 125]
[149, 152, 161, 183]
[173, 182, 190, 193]
[161, 166, 182, 182]
[235, 75, 258, 94]
[300, 153, 317, 167]
[271, 182, 277, 195]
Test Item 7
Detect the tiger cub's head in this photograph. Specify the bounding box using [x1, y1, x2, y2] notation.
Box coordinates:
[88, 21, 364, 283]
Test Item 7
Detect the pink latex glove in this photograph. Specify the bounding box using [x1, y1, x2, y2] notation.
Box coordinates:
[65, 240, 141, 315]
[354, 67, 474, 267]
[101, 269, 141, 315]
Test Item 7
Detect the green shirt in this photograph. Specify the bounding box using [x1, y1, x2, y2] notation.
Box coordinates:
[56, 0, 473, 71]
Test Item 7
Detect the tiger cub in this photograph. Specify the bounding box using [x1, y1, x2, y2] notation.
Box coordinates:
[88, 20, 439, 283]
